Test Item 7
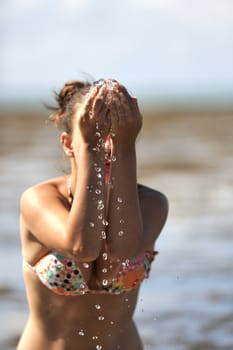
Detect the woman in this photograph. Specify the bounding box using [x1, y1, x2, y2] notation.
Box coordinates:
[18, 79, 168, 350]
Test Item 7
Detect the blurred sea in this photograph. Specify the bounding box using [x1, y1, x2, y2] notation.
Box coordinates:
[0, 106, 233, 350]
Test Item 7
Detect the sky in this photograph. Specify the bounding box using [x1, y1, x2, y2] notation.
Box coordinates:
[1, 0, 233, 106]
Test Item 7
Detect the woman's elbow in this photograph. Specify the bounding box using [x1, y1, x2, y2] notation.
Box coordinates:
[64, 238, 101, 262]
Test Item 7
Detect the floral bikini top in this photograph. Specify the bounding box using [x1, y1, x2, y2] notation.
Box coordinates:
[25, 250, 157, 296]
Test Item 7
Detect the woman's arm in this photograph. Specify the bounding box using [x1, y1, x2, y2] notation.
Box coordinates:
[20, 85, 111, 262]
[105, 86, 143, 260]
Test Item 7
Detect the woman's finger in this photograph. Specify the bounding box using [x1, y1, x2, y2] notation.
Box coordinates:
[82, 86, 99, 117]
[91, 86, 108, 116]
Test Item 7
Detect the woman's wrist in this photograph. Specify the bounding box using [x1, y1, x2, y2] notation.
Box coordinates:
[111, 138, 136, 155]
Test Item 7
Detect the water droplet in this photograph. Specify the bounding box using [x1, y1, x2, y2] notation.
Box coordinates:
[102, 219, 108, 226]
[98, 214, 104, 220]
[95, 167, 101, 172]
[97, 180, 102, 186]
[97, 173, 102, 178]
[95, 189, 101, 195]
[111, 155, 116, 162]
[78, 329, 85, 336]
[89, 222, 95, 227]
[97, 202, 104, 210]
[95, 304, 101, 309]
[116, 206, 120, 211]
[102, 253, 108, 260]
[111, 132, 116, 137]
[95, 132, 101, 137]
[96, 345, 102, 350]
[96, 122, 99, 130]
[83, 262, 89, 268]
[98, 316, 105, 320]
[101, 231, 106, 240]
[125, 298, 129, 302]
[120, 219, 124, 224]
[118, 230, 124, 236]
[102, 268, 107, 273]
[92, 335, 98, 340]
[110, 321, 114, 325]
[117, 197, 123, 203]
[102, 279, 108, 286]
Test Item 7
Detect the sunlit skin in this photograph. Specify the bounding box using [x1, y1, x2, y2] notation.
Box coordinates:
[17, 80, 169, 350]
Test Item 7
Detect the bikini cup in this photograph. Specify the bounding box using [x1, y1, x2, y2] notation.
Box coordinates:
[27, 250, 158, 296]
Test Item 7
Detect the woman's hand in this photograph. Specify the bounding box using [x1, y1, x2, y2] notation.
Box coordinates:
[73, 85, 111, 152]
[108, 85, 142, 149]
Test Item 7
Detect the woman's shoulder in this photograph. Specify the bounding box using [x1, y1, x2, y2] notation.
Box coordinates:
[137, 183, 169, 245]
[20, 176, 68, 210]
[137, 183, 169, 209]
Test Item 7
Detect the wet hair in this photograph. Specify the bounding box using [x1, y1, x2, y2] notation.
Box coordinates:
[48, 80, 92, 134]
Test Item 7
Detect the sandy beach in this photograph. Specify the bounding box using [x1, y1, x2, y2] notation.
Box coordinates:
[0, 106, 233, 349]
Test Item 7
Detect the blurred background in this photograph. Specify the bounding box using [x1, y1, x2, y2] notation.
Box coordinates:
[0, 1, 233, 349]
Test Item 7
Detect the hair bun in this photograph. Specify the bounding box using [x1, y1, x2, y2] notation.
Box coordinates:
[56, 80, 89, 111]
[48, 79, 91, 133]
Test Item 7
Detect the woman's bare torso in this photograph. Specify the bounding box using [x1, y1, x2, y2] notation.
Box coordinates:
[18, 263, 143, 350]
